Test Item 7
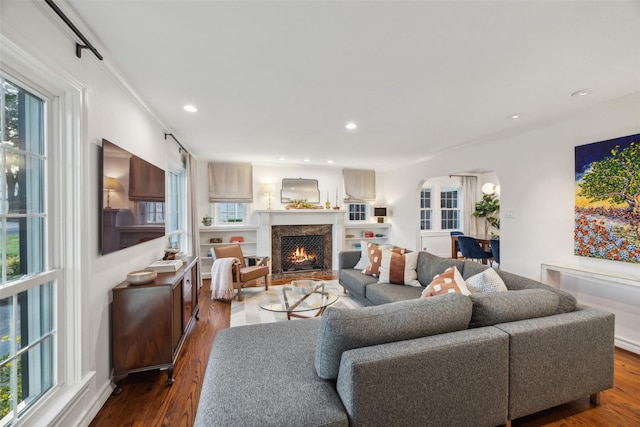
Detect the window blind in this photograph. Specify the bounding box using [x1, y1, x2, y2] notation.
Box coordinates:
[343, 168, 376, 202]
[208, 162, 253, 202]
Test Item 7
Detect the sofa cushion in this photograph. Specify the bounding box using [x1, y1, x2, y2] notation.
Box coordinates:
[496, 270, 577, 313]
[315, 293, 473, 379]
[422, 266, 471, 297]
[339, 269, 378, 299]
[416, 252, 464, 286]
[378, 248, 420, 287]
[195, 319, 348, 426]
[468, 289, 559, 328]
[461, 260, 490, 280]
[365, 282, 424, 305]
[466, 267, 508, 293]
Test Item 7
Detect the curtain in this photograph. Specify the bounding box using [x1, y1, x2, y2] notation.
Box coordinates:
[208, 162, 253, 202]
[343, 169, 376, 202]
[462, 176, 478, 236]
[187, 154, 202, 288]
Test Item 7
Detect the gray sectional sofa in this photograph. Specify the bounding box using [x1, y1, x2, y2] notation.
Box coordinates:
[195, 251, 615, 427]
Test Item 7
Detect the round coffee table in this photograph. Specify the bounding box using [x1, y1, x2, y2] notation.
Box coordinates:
[259, 279, 339, 320]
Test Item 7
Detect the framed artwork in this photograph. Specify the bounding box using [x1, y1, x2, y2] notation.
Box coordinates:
[575, 133, 640, 263]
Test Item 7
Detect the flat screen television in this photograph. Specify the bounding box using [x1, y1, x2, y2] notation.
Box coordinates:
[100, 139, 166, 255]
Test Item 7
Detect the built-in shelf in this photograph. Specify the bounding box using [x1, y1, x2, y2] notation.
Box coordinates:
[200, 226, 258, 279]
[344, 223, 391, 250]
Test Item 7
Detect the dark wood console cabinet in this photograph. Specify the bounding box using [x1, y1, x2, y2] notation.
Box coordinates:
[111, 256, 199, 393]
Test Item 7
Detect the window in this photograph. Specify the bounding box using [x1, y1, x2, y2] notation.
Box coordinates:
[348, 203, 367, 222]
[167, 170, 185, 249]
[420, 189, 432, 230]
[440, 189, 460, 230]
[0, 77, 56, 424]
[217, 203, 246, 224]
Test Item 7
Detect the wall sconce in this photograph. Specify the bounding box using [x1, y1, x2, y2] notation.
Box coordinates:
[374, 207, 388, 223]
[104, 176, 118, 209]
[261, 183, 275, 210]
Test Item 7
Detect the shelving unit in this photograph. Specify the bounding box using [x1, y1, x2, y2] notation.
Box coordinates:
[199, 226, 258, 279]
[344, 223, 392, 250]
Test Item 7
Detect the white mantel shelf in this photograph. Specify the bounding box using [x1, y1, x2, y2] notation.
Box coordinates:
[254, 210, 346, 213]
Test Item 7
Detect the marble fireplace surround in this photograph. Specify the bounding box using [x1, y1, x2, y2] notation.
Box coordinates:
[272, 224, 332, 276]
[256, 210, 346, 276]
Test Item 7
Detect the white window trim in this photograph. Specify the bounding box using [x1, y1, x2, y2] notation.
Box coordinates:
[213, 202, 250, 226]
[1, 35, 92, 426]
[346, 202, 370, 223]
[420, 182, 463, 234]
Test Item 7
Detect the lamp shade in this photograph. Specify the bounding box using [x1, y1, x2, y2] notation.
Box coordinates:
[104, 176, 118, 191]
[481, 182, 495, 195]
[261, 183, 275, 194]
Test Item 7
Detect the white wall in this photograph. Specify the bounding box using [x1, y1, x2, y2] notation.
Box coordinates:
[1, 1, 174, 424]
[381, 92, 640, 353]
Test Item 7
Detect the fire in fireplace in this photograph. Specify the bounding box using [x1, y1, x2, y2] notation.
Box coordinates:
[281, 235, 324, 272]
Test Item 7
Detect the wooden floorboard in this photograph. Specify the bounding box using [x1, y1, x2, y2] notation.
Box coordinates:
[90, 275, 640, 426]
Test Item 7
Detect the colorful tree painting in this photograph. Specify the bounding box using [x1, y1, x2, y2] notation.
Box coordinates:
[575, 133, 640, 263]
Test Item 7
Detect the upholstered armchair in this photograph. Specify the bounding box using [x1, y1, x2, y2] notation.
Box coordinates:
[213, 244, 270, 301]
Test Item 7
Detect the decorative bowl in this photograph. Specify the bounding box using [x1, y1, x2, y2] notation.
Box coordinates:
[126, 269, 157, 285]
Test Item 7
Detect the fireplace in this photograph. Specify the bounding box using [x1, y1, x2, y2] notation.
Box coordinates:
[271, 224, 332, 278]
[281, 235, 324, 272]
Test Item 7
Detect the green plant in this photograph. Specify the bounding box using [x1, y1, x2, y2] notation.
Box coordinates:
[473, 193, 500, 236]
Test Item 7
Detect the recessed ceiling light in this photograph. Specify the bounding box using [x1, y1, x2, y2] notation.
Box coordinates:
[345, 122, 357, 130]
[507, 114, 520, 119]
[304, 158, 311, 162]
[327, 160, 334, 164]
[183, 104, 198, 113]
[571, 89, 591, 97]
[278, 157, 286, 161]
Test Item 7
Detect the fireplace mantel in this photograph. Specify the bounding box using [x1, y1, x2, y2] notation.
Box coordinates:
[255, 210, 346, 270]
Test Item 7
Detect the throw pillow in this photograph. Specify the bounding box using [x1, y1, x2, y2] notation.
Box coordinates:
[363, 243, 402, 277]
[378, 248, 420, 287]
[353, 240, 372, 270]
[465, 267, 508, 293]
[421, 266, 471, 297]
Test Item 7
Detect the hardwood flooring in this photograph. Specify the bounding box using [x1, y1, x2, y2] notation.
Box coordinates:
[90, 276, 640, 426]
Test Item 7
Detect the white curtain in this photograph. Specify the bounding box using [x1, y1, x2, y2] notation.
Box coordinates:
[343, 169, 376, 202]
[462, 176, 478, 236]
[208, 162, 253, 202]
[187, 154, 202, 288]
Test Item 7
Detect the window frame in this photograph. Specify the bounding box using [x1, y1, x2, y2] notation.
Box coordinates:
[347, 202, 368, 222]
[0, 39, 87, 426]
[419, 188, 432, 230]
[215, 202, 248, 225]
[166, 168, 186, 250]
[419, 182, 462, 233]
[440, 188, 461, 230]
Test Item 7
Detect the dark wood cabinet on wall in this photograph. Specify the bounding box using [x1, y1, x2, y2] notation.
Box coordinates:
[111, 256, 199, 393]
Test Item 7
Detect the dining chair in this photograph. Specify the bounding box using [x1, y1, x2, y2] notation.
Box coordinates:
[457, 235, 494, 265]
[213, 244, 270, 301]
[490, 239, 500, 268]
[450, 231, 464, 259]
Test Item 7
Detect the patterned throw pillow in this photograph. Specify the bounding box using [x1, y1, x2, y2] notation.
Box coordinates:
[378, 248, 420, 287]
[421, 266, 471, 297]
[363, 243, 402, 277]
[465, 267, 508, 293]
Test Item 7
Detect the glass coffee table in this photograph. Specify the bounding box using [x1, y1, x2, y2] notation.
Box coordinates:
[259, 279, 339, 320]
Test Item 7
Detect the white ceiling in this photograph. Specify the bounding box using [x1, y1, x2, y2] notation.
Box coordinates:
[66, 0, 640, 170]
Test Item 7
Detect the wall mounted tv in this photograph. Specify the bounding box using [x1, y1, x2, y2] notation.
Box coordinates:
[100, 139, 166, 255]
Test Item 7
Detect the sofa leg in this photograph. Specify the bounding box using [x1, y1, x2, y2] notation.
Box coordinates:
[504, 420, 512, 427]
[590, 392, 601, 405]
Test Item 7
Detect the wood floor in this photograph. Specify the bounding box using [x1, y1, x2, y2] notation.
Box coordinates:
[90, 276, 640, 427]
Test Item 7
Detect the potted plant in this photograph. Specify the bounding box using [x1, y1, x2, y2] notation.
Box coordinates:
[473, 193, 500, 237]
[202, 214, 212, 227]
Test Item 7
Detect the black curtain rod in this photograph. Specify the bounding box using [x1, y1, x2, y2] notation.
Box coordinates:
[45, 0, 103, 60]
[164, 133, 189, 155]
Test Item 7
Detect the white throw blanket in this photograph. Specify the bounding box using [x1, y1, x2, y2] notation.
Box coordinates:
[211, 257, 238, 300]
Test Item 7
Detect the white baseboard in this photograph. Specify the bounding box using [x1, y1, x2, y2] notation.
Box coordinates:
[79, 380, 115, 426]
[615, 336, 640, 355]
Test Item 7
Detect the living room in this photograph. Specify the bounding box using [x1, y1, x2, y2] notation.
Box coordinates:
[1, 1, 639, 426]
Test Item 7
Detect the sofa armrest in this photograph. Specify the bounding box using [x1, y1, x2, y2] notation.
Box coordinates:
[339, 250, 362, 269]
[336, 327, 509, 426]
[494, 307, 615, 420]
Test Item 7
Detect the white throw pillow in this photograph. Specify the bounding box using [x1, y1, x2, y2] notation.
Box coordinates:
[353, 240, 371, 270]
[465, 268, 508, 293]
[378, 247, 420, 287]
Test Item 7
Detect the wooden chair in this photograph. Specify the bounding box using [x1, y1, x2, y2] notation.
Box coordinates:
[213, 244, 270, 301]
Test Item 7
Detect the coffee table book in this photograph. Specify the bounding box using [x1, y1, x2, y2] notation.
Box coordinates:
[147, 259, 184, 272]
